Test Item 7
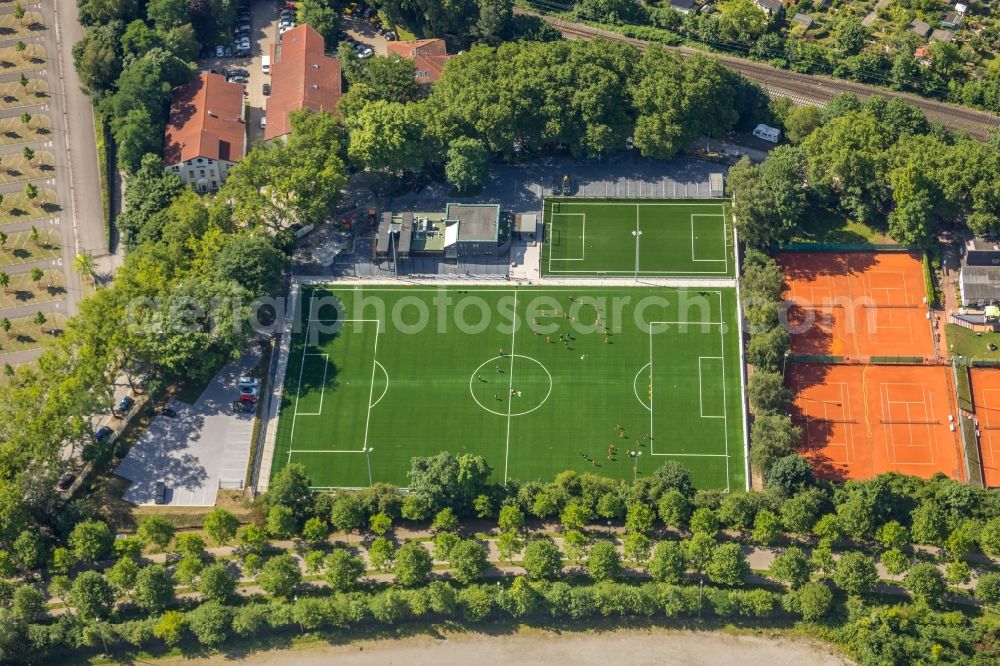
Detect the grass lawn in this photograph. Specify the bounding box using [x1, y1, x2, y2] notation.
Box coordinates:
[0, 78, 48, 110]
[0, 311, 65, 353]
[0, 12, 44, 40]
[0, 227, 59, 266]
[792, 206, 893, 244]
[541, 198, 734, 277]
[271, 286, 746, 491]
[0, 151, 54, 184]
[0, 43, 45, 72]
[0, 187, 58, 225]
[945, 324, 1000, 362]
[0, 268, 64, 308]
[0, 112, 49, 146]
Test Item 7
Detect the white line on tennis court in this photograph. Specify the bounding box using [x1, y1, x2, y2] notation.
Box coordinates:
[504, 290, 518, 484]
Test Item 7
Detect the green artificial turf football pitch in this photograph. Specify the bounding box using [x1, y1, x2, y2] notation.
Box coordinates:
[270, 286, 746, 491]
[541, 198, 734, 277]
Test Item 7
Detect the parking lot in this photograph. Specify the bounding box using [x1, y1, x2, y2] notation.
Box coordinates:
[115, 348, 261, 506]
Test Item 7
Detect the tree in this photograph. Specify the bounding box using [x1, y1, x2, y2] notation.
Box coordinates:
[625, 502, 655, 536]
[559, 500, 591, 531]
[258, 554, 302, 598]
[445, 137, 489, 193]
[12, 3, 24, 25]
[69, 571, 114, 620]
[596, 492, 625, 520]
[301, 517, 329, 546]
[134, 564, 174, 612]
[946, 561, 971, 585]
[20, 112, 30, 126]
[73, 252, 96, 284]
[476, 0, 513, 41]
[394, 541, 432, 587]
[267, 504, 299, 539]
[297, 0, 339, 45]
[369, 511, 393, 536]
[449, 539, 488, 584]
[330, 494, 365, 537]
[904, 563, 946, 606]
[22, 147, 33, 163]
[28, 225, 38, 246]
[748, 370, 790, 414]
[707, 542, 749, 586]
[213, 234, 287, 297]
[622, 532, 651, 565]
[264, 463, 312, 519]
[33, 310, 45, 329]
[745, 326, 791, 372]
[237, 524, 267, 555]
[833, 552, 878, 596]
[368, 536, 395, 571]
[23, 183, 37, 200]
[880, 548, 910, 576]
[689, 508, 720, 537]
[982, 518, 1000, 556]
[770, 546, 813, 589]
[876, 521, 910, 551]
[835, 17, 868, 56]
[752, 509, 782, 546]
[324, 548, 365, 591]
[13, 530, 48, 572]
[975, 572, 1000, 609]
[347, 100, 424, 175]
[648, 540, 686, 583]
[0, 272, 8, 295]
[498, 504, 525, 533]
[433, 531, 460, 560]
[797, 581, 833, 621]
[658, 489, 692, 528]
[432, 507, 460, 532]
[765, 455, 814, 494]
[154, 610, 187, 646]
[729, 148, 807, 247]
[68, 519, 113, 563]
[106, 557, 139, 598]
[497, 531, 523, 564]
[203, 508, 240, 545]
[186, 600, 232, 646]
[783, 105, 823, 144]
[910, 502, 948, 545]
[717, 0, 768, 45]
[11, 585, 45, 623]
[136, 515, 175, 551]
[750, 415, 801, 476]
[522, 539, 562, 580]
[198, 563, 236, 602]
[586, 540, 622, 582]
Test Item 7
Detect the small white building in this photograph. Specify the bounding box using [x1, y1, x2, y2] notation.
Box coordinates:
[163, 72, 247, 193]
[752, 124, 781, 143]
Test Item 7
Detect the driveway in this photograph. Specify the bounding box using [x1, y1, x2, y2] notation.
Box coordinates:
[115, 348, 261, 506]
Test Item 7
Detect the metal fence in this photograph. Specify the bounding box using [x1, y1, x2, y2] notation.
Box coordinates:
[787, 354, 845, 364]
[774, 243, 917, 253]
[868, 356, 927, 365]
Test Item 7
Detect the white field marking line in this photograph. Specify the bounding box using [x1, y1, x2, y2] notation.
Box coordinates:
[634, 362, 652, 412]
[983, 389, 1000, 468]
[698, 356, 725, 418]
[547, 202, 730, 276]
[635, 204, 641, 275]
[504, 290, 518, 485]
[547, 213, 587, 266]
[289, 305, 320, 447]
[879, 382, 937, 465]
[289, 319, 381, 457]
[689, 214, 728, 263]
[370, 361, 389, 408]
[646, 317, 730, 466]
[293, 353, 329, 416]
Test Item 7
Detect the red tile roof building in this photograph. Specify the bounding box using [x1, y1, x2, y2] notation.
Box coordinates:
[163, 72, 246, 192]
[265, 24, 342, 140]
[386, 38, 452, 84]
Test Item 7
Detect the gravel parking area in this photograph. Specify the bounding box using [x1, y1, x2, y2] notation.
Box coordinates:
[115, 348, 261, 506]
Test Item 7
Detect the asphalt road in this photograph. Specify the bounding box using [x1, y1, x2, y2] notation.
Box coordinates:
[522, 10, 1000, 140]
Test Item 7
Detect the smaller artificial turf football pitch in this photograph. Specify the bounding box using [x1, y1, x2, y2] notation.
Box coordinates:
[541, 198, 734, 277]
[271, 286, 746, 491]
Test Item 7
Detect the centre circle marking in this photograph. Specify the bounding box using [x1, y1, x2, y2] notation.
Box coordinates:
[470, 355, 553, 416]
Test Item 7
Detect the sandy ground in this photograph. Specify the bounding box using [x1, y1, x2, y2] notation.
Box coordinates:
[158, 627, 852, 666]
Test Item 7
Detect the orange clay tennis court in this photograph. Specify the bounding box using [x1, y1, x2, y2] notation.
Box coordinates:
[786, 364, 965, 483]
[777, 252, 934, 358]
[969, 369, 1000, 488]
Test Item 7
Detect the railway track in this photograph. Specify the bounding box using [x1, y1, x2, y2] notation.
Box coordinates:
[524, 11, 1000, 140]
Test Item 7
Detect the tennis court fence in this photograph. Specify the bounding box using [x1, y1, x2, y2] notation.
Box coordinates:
[868, 356, 927, 365]
[774, 242, 918, 253]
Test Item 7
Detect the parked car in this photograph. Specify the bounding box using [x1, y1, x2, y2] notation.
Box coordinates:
[384, 30, 397, 41]
[56, 472, 75, 492]
[226, 67, 249, 78]
[154, 481, 167, 505]
[160, 407, 178, 418]
[262, 82, 271, 96]
[215, 44, 225, 57]
[344, 2, 358, 14]
[260, 115, 266, 130]
[280, 23, 294, 34]
[116, 395, 135, 413]
[94, 425, 113, 442]
[356, 44, 374, 58]
[228, 75, 249, 84]
[224, 45, 234, 57]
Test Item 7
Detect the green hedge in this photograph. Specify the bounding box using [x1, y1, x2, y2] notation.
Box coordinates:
[922, 251, 941, 308]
